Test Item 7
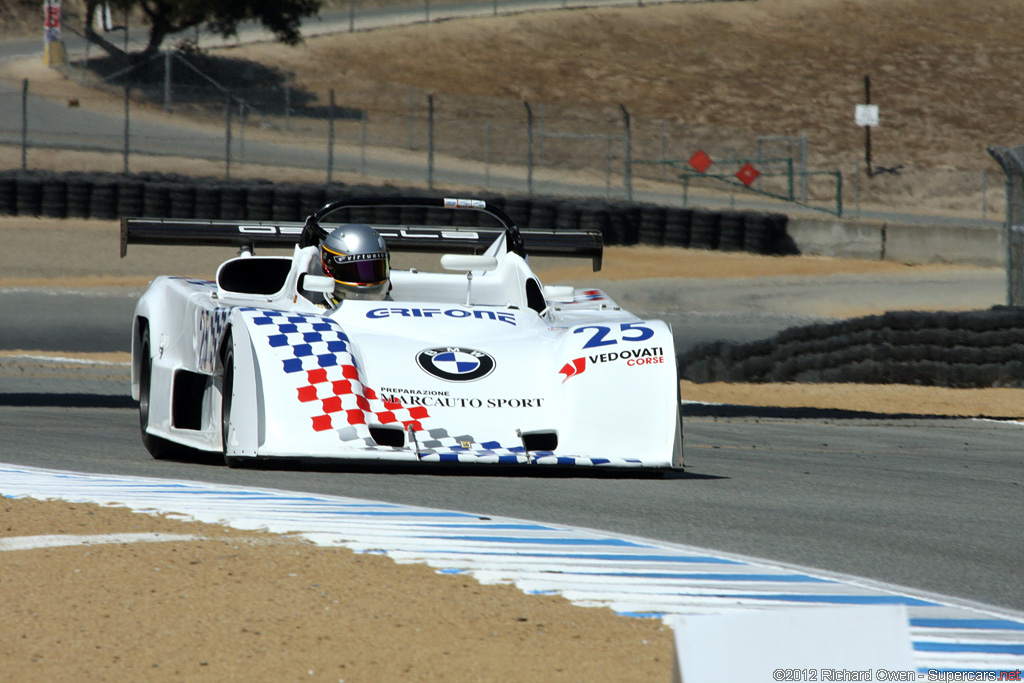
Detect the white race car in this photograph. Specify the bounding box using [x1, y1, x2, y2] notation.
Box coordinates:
[125, 197, 683, 470]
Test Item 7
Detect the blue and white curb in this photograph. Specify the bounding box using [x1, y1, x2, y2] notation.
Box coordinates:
[2, 463, 1022, 674]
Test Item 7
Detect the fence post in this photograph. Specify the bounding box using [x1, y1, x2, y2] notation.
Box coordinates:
[786, 157, 794, 201]
[537, 102, 545, 168]
[835, 170, 843, 217]
[988, 145, 1024, 306]
[349, 0, 355, 32]
[982, 169, 988, 220]
[238, 102, 246, 162]
[659, 120, 666, 180]
[799, 133, 808, 201]
[854, 161, 861, 218]
[484, 122, 491, 188]
[284, 71, 292, 131]
[123, 87, 131, 175]
[524, 101, 534, 197]
[327, 89, 335, 184]
[620, 104, 633, 202]
[225, 95, 232, 179]
[360, 113, 367, 175]
[605, 137, 612, 198]
[407, 86, 415, 149]
[163, 50, 172, 113]
[20, 78, 28, 171]
[427, 94, 435, 190]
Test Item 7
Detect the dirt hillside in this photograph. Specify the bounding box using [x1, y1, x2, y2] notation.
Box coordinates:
[233, 0, 1024, 171]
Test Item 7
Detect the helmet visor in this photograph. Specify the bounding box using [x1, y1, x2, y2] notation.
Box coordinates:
[321, 246, 389, 285]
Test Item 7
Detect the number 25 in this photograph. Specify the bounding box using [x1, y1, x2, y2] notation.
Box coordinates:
[574, 323, 653, 349]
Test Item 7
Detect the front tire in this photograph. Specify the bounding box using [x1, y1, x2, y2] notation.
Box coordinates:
[671, 382, 684, 469]
[220, 339, 243, 468]
[138, 325, 175, 460]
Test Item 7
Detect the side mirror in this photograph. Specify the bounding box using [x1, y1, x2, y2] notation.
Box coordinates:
[543, 285, 575, 303]
[440, 254, 498, 272]
[301, 274, 335, 293]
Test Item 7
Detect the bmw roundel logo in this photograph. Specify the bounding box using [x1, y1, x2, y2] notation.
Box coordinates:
[416, 347, 495, 382]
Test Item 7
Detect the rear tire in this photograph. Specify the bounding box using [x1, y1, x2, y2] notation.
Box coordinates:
[139, 326, 175, 460]
[221, 340, 244, 468]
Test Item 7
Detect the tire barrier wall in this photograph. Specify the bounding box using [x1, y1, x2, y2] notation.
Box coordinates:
[680, 307, 1024, 388]
[0, 170, 791, 255]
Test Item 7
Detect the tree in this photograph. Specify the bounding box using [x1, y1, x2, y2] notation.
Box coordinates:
[82, 0, 321, 61]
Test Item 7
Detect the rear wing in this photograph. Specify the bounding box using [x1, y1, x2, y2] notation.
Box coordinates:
[120, 196, 604, 271]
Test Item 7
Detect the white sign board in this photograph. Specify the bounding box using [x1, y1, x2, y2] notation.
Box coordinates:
[856, 104, 879, 127]
[671, 605, 915, 683]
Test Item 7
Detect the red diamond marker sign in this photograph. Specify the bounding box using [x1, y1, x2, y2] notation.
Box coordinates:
[735, 162, 760, 187]
[688, 150, 713, 174]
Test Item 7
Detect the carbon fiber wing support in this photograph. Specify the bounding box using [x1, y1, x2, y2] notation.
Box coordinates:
[120, 196, 604, 271]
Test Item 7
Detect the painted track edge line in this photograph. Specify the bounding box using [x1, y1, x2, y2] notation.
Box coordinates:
[2, 462, 1023, 629]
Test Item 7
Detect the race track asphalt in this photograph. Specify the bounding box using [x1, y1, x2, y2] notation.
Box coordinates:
[0, 402, 1021, 613]
[0, 273, 1021, 614]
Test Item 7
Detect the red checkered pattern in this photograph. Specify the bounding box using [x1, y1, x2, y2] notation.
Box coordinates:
[295, 363, 431, 434]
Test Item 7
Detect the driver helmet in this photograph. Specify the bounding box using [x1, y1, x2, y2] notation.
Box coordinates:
[320, 223, 390, 301]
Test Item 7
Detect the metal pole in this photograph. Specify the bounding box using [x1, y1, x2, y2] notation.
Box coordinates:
[484, 122, 491, 188]
[982, 169, 988, 220]
[123, 87, 131, 175]
[238, 102, 246, 162]
[1000, 149, 1024, 306]
[360, 114, 367, 175]
[1008, 168, 1017, 306]
[605, 137, 612, 199]
[854, 161, 861, 218]
[327, 89, 335, 184]
[786, 158, 794, 201]
[427, 94, 435, 190]
[163, 50, 172, 113]
[620, 104, 633, 201]
[20, 79, 28, 171]
[537, 103, 544, 168]
[524, 101, 534, 197]
[659, 120, 666, 180]
[835, 170, 843, 217]
[408, 86, 416, 149]
[800, 133, 808, 201]
[425, 0, 430, 22]
[284, 72, 292, 131]
[225, 95, 232, 179]
[864, 74, 873, 178]
[349, 0, 355, 32]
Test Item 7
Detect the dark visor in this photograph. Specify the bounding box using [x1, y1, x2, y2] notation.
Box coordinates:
[321, 248, 389, 285]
